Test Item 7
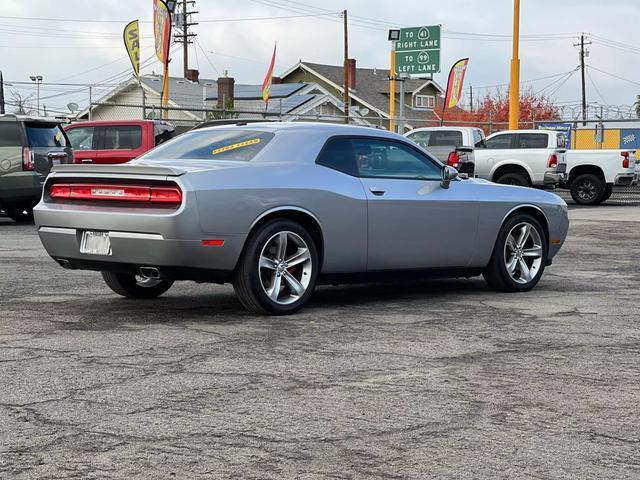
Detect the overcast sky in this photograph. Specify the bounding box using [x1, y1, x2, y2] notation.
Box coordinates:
[2, 0, 639, 117]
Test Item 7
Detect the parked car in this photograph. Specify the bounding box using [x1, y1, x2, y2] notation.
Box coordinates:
[405, 127, 566, 188]
[402, 126, 479, 176]
[0, 114, 73, 222]
[488, 129, 637, 205]
[64, 120, 175, 164]
[34, 123, 569, 315]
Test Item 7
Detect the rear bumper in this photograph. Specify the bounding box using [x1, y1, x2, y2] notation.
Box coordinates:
[37, 225, 245, 275]
[543, 171, 563, 187]
[614, 174, 635, 186]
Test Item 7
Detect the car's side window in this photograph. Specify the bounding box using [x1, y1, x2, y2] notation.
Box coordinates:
[316, 137, 358, 176]
[486, 133, 515, 149]
[66, 127, 95, 151]
[353, 138, 441, 181]
[0, 122, 22, 147]
[517, 133, 548, 149]
[98, 126, 143, 150]
[406, 130, 432, 148]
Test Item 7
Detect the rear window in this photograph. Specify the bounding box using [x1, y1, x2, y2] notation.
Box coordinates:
[473, 129, 486, 148]
[430, 131, 463, 147]
[140, 129, 274, 161]
[25, 122, 68, 148]
[0, 122, 22, 147]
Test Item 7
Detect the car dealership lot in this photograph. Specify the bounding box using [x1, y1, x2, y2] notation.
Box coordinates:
[1, 207, 639, 479]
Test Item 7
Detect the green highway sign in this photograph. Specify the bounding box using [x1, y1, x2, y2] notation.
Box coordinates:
[394, 25, 441, 76]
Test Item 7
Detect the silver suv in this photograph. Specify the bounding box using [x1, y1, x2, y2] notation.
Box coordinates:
[0, 115, 73, 222]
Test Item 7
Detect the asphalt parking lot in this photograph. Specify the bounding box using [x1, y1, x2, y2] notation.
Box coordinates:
[1, 206, 639, 479]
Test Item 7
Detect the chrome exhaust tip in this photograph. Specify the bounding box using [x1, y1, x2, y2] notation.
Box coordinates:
[139, 267, 160, 279]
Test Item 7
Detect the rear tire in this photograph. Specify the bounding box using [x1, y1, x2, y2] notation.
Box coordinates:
[101, 271, 174, 299]
[4, 206, 34, 223]
[601, 184, 613, 203]
[495, 172, 530, 187]
[483, 213, 548, 292]
[233, 219, 318, 315]
[570, 173, 605, 205]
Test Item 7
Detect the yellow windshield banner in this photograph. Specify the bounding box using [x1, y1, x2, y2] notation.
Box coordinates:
[212, 138, 261, 155]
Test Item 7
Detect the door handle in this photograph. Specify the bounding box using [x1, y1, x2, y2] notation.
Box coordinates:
[369, 187, 385, 196]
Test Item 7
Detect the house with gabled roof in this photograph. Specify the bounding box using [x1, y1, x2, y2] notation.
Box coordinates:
[278, 59, 447, 131]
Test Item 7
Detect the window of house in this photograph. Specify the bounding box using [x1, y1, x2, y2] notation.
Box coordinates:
[414, 95, 435, 109]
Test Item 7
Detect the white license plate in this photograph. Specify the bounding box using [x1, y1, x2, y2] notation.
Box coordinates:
[80, 231, 111, 255]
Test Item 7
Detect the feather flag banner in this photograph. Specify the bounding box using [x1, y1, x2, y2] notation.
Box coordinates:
[262, 43, 277, 105]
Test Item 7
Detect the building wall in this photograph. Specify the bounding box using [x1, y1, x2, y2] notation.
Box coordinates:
[84, 84, 201, 124]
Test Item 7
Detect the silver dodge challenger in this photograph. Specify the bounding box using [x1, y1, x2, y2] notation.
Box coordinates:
[34, 123, 569, 315]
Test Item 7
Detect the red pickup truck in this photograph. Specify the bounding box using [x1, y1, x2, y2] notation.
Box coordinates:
[64, 120, 175, 164]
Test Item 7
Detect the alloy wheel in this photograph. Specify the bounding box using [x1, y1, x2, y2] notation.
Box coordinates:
[504, 222, 543, 284]
[576, 179, 597, 201]
[258, 231, 313, 305]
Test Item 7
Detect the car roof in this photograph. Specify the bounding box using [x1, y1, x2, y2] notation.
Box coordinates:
[194, 121, 405, 140]
[0, 113, 66, 124]
[65, 119, 172, 128]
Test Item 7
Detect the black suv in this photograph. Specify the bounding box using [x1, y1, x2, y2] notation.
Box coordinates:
[0, 115, 73, 222]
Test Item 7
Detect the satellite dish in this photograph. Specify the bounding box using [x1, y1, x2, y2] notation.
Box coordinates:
[67, 102, 79, 113]
[359, 107, 370, 117]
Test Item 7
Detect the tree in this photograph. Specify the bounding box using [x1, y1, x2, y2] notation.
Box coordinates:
[10, 90, 34, 115]
[443, 87, 560, 132]
[634, 95, 640, 118]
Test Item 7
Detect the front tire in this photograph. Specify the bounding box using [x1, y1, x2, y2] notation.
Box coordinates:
[234, 219, 318, 315]
[570, 173, 605, 205]
[483, 214, 548, 292]
[101, 271, 174, 299]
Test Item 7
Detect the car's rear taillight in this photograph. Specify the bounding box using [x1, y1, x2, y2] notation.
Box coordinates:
[621, 151, 630, 169]
[22, 147, 34, 171]
[547, 153, 558, 168]
[50, 183, 182, 205]
[447, 151, 460, 167]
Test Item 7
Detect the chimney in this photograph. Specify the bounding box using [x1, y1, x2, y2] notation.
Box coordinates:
[217, 75, 235, 109]
[346, 58, 356, 90]
[186, 69, 200, 83]
[271, 76, 282, 85]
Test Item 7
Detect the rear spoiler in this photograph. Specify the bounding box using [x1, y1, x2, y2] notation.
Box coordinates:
[52, 163, 185, 176]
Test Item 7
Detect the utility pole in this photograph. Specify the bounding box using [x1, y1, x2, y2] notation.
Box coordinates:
[508, 0, 520, 130]
[173, 0, 198, 78]
[343, 9, 349, 124]
[469, 84, 473, 113]
[574, 34, 591, 126]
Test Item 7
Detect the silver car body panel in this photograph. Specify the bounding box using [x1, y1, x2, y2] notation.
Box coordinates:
[34, 123, 569, 279]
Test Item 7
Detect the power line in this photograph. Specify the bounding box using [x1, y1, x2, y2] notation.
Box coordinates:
[586, 67, 607, 105]
[587, 65, 640, 87]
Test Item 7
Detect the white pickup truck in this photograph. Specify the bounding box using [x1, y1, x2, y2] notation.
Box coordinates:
[405, 127, 566, 189]
[494, 130, 637, 205]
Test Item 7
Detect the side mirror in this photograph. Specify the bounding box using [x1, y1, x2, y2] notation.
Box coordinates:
[441, 165, 459, 189]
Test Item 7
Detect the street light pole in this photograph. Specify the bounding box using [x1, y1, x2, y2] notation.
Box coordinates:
[29, 75, 43, 116]
[508, 0, 520, 130]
